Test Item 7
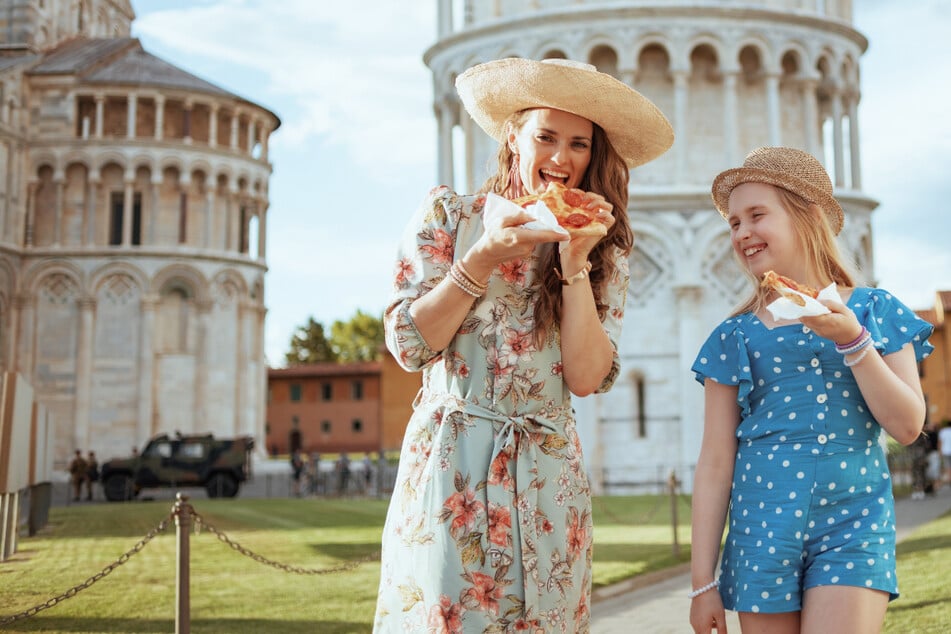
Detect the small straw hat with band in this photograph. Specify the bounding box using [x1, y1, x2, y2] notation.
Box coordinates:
[455, 57, 674, 169]
[711, 146, 845, 235]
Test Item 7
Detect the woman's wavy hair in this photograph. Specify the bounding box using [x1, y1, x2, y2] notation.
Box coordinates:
[478, 109, 632, 345]
[732, 186, 856, 317]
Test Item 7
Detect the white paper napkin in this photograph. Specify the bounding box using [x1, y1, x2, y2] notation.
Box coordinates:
[483, 192, 570, 249]
[765, 282, 838, 320]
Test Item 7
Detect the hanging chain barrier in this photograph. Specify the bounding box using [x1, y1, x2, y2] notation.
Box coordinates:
[0, 511, 173, 627]
[0, 492, 378, 629]
[592, 469, 690, 558]
[191, 508, 380, 575]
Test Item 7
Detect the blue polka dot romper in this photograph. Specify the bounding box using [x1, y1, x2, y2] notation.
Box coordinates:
[691, 288, 933, 614]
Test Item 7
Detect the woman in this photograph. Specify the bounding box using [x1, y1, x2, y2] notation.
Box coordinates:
[373, 58, 673, 632]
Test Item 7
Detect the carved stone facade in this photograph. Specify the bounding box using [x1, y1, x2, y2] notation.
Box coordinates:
[0, 0, 279, 464]
[426, 0, 876, 492]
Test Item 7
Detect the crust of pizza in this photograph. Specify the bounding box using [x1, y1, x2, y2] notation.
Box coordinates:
[513, 182, 607, 238]
[761, 270, 819, 306]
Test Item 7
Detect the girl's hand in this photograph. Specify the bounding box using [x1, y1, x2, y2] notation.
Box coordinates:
[799, 298, 863, 346]
[690, 590, 728, 634]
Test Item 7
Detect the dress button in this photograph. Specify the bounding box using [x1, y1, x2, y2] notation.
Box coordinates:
[817, 394, 828, 404]
[817, 434, 828, 444]
[802, 326, 811, 334]
[810, 358, 820, 368]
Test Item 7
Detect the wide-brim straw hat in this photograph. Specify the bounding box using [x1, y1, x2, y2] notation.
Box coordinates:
[455, 58, 674, 169]
[712, 146, 844, 235]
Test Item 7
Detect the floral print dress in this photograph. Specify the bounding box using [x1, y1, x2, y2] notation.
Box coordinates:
[373, 187, 629, 633]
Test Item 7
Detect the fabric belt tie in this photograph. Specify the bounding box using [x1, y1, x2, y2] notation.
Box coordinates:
[457, 398, 565, 622]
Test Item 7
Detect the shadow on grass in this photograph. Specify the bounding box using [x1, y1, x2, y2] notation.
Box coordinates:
[6, 617, 368, 633]
[307, 541, 380, 560]
[896, 534, 951, 557]
[886, 595, 951, 614]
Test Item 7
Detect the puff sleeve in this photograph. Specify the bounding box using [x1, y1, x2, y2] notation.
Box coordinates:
[849, 288, 934, 361]
[383, 186, 460, 372]
[691, 318, 755, 417]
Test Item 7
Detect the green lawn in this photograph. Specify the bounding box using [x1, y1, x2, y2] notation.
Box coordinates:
[0, 495, 690, 633]
[1, 494, 946, 633]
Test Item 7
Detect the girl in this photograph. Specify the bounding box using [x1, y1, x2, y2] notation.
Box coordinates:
[689, 147, 933, 634]
[373, 58, 672, 632]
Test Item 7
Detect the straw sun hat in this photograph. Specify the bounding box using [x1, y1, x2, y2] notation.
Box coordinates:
[455, 57, 674, 168]
[711, 146, 845, 235]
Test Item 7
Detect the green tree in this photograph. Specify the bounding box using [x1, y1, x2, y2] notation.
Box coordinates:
[285, 317, 337, 365]
[329, 309, 385, 362]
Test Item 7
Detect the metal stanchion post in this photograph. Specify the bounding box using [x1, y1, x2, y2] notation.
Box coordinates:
[669, 470, 680, 558]
[173, 493, 191, 634]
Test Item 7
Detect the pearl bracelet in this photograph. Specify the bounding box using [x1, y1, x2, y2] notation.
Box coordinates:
[843, 345, 873, 368]
[687, 578, 720, 599]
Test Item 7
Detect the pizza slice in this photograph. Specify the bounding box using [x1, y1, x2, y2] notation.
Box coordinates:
[761, 270, 819, 307]
[513, 182, 608, 238]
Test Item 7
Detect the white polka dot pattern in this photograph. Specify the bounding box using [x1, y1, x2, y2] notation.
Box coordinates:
[691, 287, 935, 613]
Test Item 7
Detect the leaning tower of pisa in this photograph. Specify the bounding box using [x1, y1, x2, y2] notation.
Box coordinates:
[425, 0, 876, 492]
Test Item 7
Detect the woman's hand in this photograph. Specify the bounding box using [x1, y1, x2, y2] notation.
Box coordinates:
[690, 590, 728, 634]
[464, 205, 568, 282]
[560, 190, 615, 272]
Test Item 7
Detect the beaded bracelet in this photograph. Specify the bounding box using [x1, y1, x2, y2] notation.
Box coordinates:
[687, 578, 720, 599]
[835, 327, 871, 355]
[448, 264, 484, 297]
[455, 260, 488, 294]
[843, 345, 874, 368]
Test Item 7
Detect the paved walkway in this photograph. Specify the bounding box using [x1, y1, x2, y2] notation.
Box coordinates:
[590, 485, 951, 633]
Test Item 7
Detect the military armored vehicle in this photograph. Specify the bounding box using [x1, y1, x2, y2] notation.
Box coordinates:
[100, 433, 255, 501]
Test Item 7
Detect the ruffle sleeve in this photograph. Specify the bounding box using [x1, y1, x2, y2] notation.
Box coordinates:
[594, 245, 629, 394]
[848, 288, 934, 361]
[691, 317, 755, 417]
[383, 186, 459, 372]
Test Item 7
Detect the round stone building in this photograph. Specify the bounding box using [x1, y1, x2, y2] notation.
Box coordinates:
[0, 0, 279, 463]
[425, 0, 875, 492]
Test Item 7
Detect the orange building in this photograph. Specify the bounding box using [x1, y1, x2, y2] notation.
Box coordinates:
[266, 352, 421, 455]
[918, 290, 951, 427]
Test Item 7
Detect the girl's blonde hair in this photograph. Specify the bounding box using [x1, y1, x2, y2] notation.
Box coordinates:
[478, 109, 632, 345]
[732, 186, 856, 317]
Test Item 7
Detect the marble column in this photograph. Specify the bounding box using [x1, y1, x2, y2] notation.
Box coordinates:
[765, 73, 782, 146]
[801, 78, 820, 157]
[847, 91, 862, 189]
[121, 177, 134, 246]
[94, 94, 104, 138]
[154, 95, 165, 141]
[256, 201, 268, 260]
[194, 299, 213, 432]
[74, 295, 96, 450]
[137, 295, 156, 443]
[126, 93, 137, 139]
[723, 71, 739, 167]
[53, 176, 64, 246]
[673, 70, 689, 185]
[436, 96, 455, 188]
[831, 87, 845, 187]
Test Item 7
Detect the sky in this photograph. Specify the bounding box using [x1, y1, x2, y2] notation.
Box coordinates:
[129, 0, 951, 367]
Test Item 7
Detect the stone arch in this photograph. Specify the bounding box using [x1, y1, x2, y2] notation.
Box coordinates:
[21, 259, 85, 295]
[92, 150, 128, 173]
[30, 152, 57, 175]
[152, 264, 207, 356]
[587, 43, 621, 79]
[626, 219, 681, 304]
[538, 45, 568, 60]
[89, 260, 149, 295]
[693, 215, 746, 301]
[151, 264, 209, 303]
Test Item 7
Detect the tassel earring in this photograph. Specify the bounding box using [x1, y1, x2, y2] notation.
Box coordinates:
[508, 153, 525, 199]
